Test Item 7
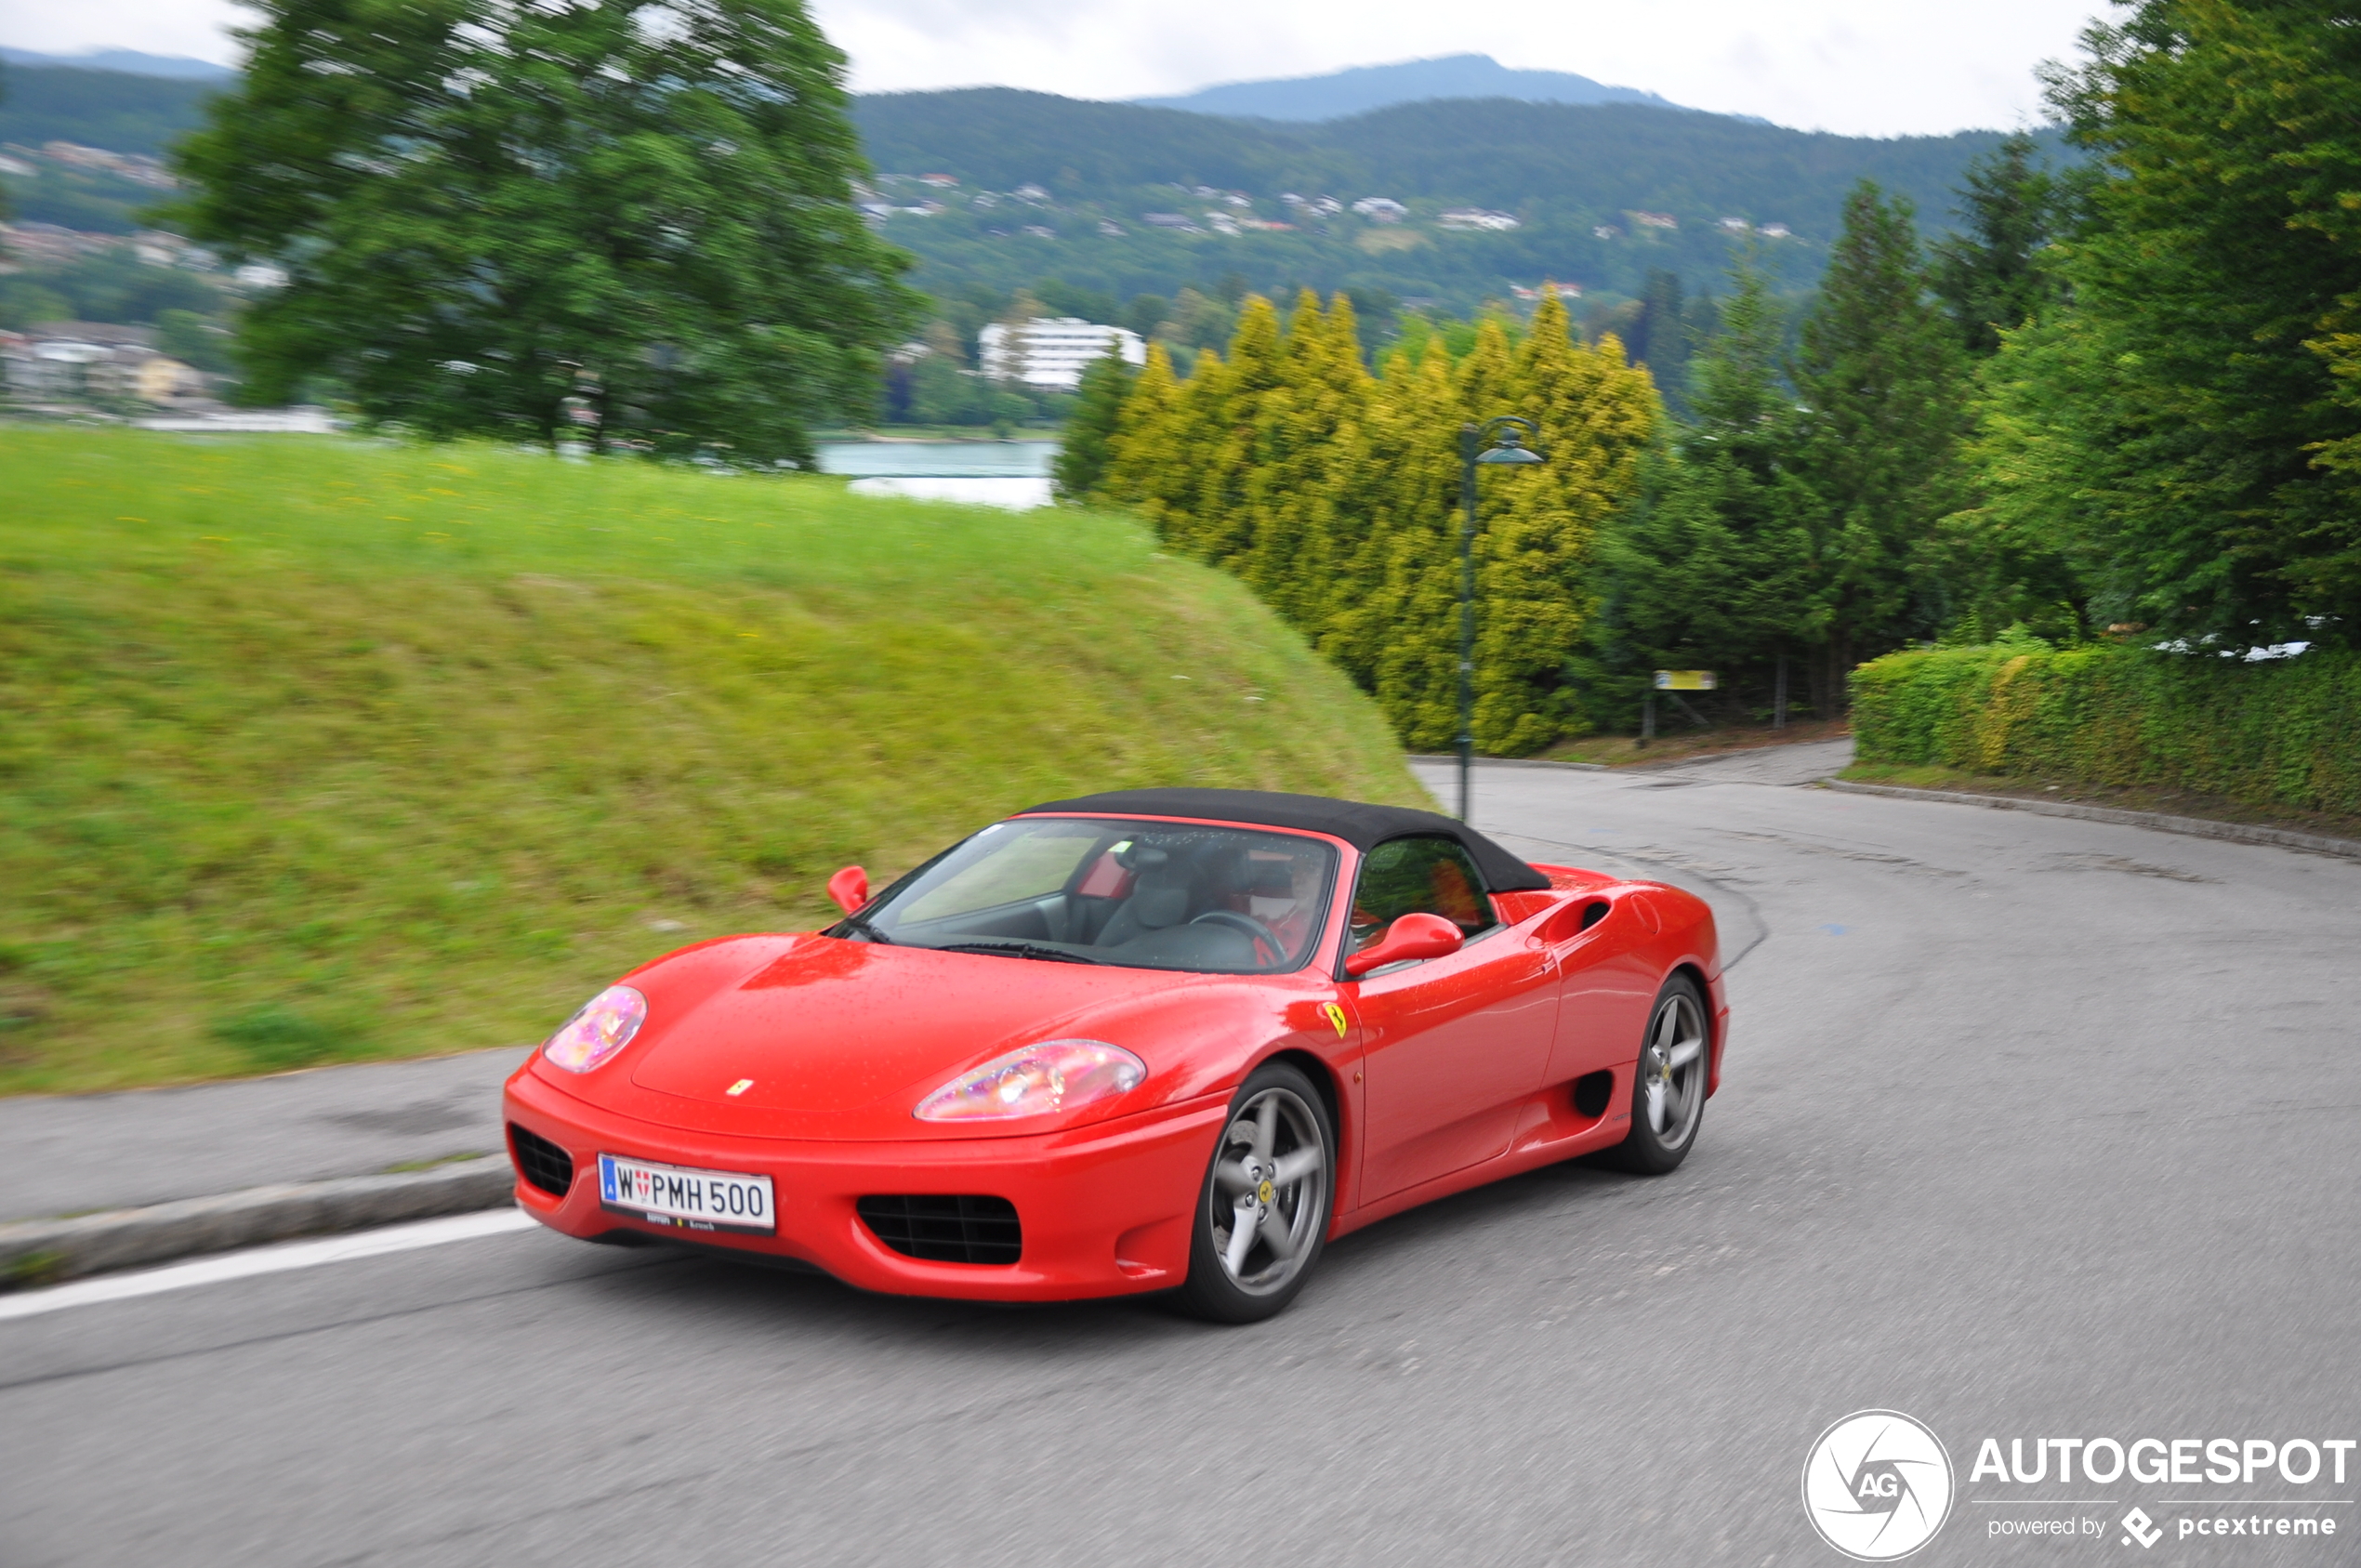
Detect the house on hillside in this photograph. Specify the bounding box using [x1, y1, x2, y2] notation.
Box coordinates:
[1352, 197, 1407, 223]
[979, 318, 1146, 391]
[2, 321, 205, 407]
[1439, 208, 1520, 231]
[1631, 211, 1678, 230]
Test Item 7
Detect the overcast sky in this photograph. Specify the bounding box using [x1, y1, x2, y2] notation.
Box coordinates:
[5, 0, 2106, 138]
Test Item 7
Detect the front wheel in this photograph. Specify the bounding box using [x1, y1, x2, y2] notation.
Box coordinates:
[1172, 1061, 1335, 1324]
[1599, 973, 1710, 1174]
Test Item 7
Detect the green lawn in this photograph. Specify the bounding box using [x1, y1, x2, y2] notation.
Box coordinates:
[0, 428, 1424, 1093]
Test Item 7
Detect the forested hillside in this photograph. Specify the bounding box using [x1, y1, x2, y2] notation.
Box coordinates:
[852, 90, 2058, 312]
[4, 60, 2051, 319]
[0, 64, 218, 157]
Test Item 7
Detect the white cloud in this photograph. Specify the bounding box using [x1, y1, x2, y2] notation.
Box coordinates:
[3, 0, 2104, 137]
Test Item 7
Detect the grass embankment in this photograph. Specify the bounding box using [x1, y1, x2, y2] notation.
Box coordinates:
[1, 428, 1423, 1094]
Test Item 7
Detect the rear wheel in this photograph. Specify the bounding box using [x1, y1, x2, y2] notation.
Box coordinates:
[1172, 1061, 1334, 1324]
[1599, 974, 1710, 1174]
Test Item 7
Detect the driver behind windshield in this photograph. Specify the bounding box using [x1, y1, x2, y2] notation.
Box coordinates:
[843, 818, 1337, 974]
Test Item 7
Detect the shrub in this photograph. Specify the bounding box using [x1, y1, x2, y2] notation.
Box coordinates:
[1851, 641, 2361, 814]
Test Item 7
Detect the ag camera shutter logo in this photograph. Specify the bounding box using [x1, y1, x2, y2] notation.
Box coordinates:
[1801, 1410, 1956, 1561]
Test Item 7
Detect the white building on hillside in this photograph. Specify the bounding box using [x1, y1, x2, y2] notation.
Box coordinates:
[978, 318, 1146, 390]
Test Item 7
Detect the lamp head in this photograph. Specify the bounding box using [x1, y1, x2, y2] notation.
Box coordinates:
[1477, 437, 1545, 466]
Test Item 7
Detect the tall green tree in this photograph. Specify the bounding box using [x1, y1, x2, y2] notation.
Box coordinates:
[1050, 345, 1137, 500]
[1793, 181, 1966, 703]
[1987, 0, 2361, 641]
[1929, 132, 2065, 357]
[1479, 296, 1660, 750]
[171, 0, 919, 464]
[1625, 269, 1693, 414]
[1920, 137, 2083, 642]
[1602, 255, 1816, 680]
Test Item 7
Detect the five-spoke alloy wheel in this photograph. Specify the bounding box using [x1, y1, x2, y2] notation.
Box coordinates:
[1602, 973, 1711, 1174]
[1176, 1061, 1334, 1322]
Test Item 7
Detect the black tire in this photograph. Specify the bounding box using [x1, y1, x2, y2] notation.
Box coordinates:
[1597, 972, 1711, 1175]
[1172, 1061, 1336, 1324]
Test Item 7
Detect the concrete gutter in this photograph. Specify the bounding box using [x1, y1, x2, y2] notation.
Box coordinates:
[0, 1157, 516, 1289]
[1406, 754, 1609, 772]
[1822, 779, 2361, 862]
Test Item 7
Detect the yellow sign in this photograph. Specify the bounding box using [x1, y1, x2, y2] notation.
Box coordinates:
[1653, 670, 1718, 691]
[1322, 1003, 1350, 1038]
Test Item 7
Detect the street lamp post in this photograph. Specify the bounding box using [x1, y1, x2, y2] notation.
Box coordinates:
[1456, 415, 1546, 824]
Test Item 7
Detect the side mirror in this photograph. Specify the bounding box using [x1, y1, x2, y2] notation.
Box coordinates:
[1342, 912, 1464, 978]
[826, 864, 868, 915]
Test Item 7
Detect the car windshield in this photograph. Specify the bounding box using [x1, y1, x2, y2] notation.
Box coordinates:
[836, 816, 1339, 974]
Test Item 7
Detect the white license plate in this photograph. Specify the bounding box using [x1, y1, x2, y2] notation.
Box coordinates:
[597, 1153, 775, 1235]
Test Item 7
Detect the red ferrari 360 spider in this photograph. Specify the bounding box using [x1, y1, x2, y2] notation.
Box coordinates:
[504, 788, 1727, 1321]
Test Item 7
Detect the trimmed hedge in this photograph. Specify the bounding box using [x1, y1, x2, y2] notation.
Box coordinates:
[1850, 642, 2361, 815]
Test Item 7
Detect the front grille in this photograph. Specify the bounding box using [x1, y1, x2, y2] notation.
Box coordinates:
[856, 1194, 1022, 1265]
[508, 1123, 575, 1198]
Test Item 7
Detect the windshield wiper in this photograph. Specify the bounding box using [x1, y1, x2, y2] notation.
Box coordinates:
[935, 941, 1105, 966]
[834, 912, 894, 945]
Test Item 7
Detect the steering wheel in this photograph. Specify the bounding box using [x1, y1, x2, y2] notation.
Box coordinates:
[1190, 909, 1286, 966]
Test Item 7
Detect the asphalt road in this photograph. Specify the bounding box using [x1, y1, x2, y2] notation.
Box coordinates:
[7, 748, 2357, 1567]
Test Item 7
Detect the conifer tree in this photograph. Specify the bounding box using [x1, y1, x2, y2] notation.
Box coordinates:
[1151, 346, 1229, 558]
[1240, 292, 1370, 630]
[1792, 181, 1966, 705]
[1602, 257, 1817, 681]
[1928, 132, 2065, 358]
[1188, 298, 1285, 571]
[1627, 270, 1695, 415]
[1101, 342, 1186, 532]
[1363, 346, 1473, 750]
[1479, 299, 1662, 749]
[1051, 346, 1137, 502]
[1318, 343, 1434, 694]
[1100, 289, 1657, 754]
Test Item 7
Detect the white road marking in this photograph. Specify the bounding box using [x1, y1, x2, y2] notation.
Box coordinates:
[0, 1207, 539, 1321]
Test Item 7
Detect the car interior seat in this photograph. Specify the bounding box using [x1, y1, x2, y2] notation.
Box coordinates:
[1093, 844, 1198, 948]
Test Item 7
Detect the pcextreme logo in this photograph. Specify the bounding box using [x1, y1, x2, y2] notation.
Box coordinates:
[1802, 1410, 1957, 1561]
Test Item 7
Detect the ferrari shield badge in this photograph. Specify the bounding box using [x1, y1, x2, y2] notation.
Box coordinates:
[1322, 1003, 1349, 1038]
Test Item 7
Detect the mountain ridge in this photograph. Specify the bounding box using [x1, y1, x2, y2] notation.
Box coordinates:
[1130, 52, 1690, 122]
[0, 47, 236, 81]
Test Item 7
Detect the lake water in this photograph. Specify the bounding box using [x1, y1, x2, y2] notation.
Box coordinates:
[818, 440, 1057, 510]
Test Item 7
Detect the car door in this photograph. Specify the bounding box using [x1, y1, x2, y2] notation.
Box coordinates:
[1348, 836, 1561, 1202]
[1536, 889, 1667, 1090]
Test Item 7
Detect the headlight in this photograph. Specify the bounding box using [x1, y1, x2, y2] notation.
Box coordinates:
[540, 985, 646, 1073]
[914, 1040, 1146, 1122]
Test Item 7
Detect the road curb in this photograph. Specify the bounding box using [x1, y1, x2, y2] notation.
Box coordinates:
[1821, 780, 2361, 862]
[1407, 754, 1610, 772]
[0, 1157, 516, 1290]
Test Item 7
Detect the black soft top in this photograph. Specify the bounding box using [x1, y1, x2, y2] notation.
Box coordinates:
[1017, 787, 1552, 892]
